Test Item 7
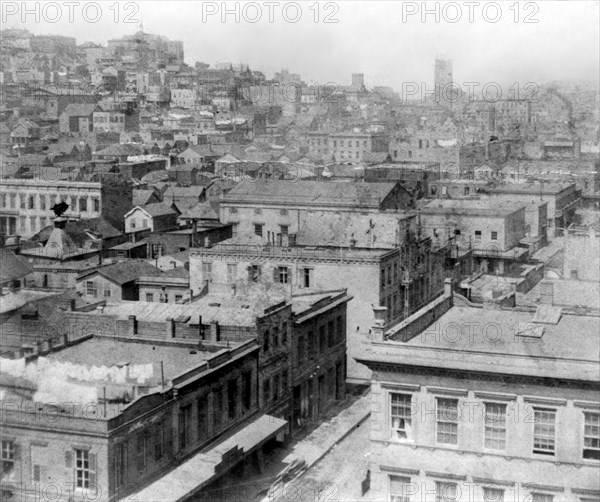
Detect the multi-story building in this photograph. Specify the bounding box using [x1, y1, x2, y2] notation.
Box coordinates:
[170, 88, 197, 109]
[306, 131, 390, 162]
[189, 236, 450, 383]
[0, 178, 134, 238]
[357, 287, 600, 502]
[420, 199, 528, 273]
[220, 180, 414, 246]
[563, 226, 600, 282]
[479, 182, 580, 232]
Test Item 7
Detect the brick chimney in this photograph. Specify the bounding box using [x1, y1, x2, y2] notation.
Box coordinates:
[129, 315, 137, 335]
[166, 318, 175, 339]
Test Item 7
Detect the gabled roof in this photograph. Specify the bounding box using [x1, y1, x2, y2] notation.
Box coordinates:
[132, 189, 161, 207]
[224, 180, 400, 208]
[179, 202, 219, 220]
[77, 261, 163, 285]
[62, 103, 100, 117]
[94, 143, 144, 157]
[0, 249, 33, 283]
[126, 202, 179, 219]
[30, 218, 123, 244]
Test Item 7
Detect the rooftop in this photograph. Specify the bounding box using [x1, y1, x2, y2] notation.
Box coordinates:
[224, 180, 400, 208]
[359, 305, 600, 382]
[421, 199, 524, 217]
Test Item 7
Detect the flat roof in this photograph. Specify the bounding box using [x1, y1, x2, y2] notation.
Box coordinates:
[46, 337, 210, 382]
[359, 305, 600, 382]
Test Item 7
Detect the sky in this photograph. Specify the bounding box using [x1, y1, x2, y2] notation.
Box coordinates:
[3, 1, 599, 91]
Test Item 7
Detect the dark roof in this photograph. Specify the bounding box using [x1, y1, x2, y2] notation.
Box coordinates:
[62, 103, 100, 117]
[30, 218, 122, 244]
[224, 180, 399, 208]
[95, 144, 145, 157]
[77, 261, 162, 285]
[0, 249, 33, 283]
[139, 202, 179, 217]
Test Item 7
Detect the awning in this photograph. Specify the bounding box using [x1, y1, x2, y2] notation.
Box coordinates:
[125, 414, 288, 502]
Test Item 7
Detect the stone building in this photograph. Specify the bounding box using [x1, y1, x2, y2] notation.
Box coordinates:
[357, 287, 600, 502]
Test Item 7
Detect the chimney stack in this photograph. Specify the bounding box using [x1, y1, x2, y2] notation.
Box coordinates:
[129, 315, 137, 335]
[166, 318, 175, 339]
[371, 305, 387, 342]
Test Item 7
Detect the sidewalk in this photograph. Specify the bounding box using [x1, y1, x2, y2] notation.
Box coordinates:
[262, 392, 371, 502]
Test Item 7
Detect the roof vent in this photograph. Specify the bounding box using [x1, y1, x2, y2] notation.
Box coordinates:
[208, 302, 221, 307]
[532, 305, 562, 325]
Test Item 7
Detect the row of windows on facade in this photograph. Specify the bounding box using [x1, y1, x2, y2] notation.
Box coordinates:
[388, 477, 565, 502]
[295, 316, 344, 364]
[228, 208, 288, 216]
[202, 262, 314, 288]
[389, 393, 600, 460]
[98, 373, 255, 488]
[0, 193, 99, 213]
[311, 139, 369, 148]
[443, 228, 499, 240]
[1, 442, 95, 491]
[430, 186, 472, 196]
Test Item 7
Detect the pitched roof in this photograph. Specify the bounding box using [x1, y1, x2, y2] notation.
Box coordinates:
[179, 202, 219, 220]
[62, 103, 100, 117]
[30, 218, 123, 244]
[140, 202, 179, 217]
[94, 143, 144, 157]
[77, 261, 162, 285]
[0, 249, 33, 283]
[132, 189, 160, 207]
[224, 180, 399, 208]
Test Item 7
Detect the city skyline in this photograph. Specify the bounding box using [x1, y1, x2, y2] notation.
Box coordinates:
[2, 1, 599, 90]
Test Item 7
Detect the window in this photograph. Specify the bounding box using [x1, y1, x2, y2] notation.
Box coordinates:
[431, 186, 437, 196]
[484, 402, 507, 450]
[145, 293, 153, 302]
[531, 495, 553, 502]
[263, 330, 270, 352]
[79, 198, 87, 212]
[228, 207, 238, 214]
[28, 196, 35, 209]
[276, 266, 289, 284]
[142, 219, 148, 229]
[86, 281, 96, 296]
[533, 408, 556, 455]
[328, 320, 335, 347]
[491, 231, 498, 240]
[136, 432, 147, 471]
[263, 378, 270, 405]
[298, 335, 306, 362]
[227, 263, 237, 283]
[250, 265, 261, 282]
[116, 442, 128, 485]
[319, 325, 326, 352]
[436, 398, 459, 445]
[39, 195, 46, 210]
[1, 440, 15, 476]
[254, 224, 263, 237]
[303, 268, 312, 288]
[202, 262, 212, 282]
[272, 327, 279, 348]
[435, 482, 458, 502]
[282, 370, 288, 393]
[227, 379, 238, 420]
[104, 289, 112, 298]
[475, 230, 482, 238]
[464, 187, 470, 195]
[273, 374, 280, 402]
[93, 198, 100, 212]
[390, 393, 412, 440]
[389, 475, 411, 502]
[10, 194, 16, 209]
[242, 371, 252, 411]
[20, 195, 25, 209]
[584, 412, 600, 460]
[571, 270, 579, 280]
[213, 387, 223, 430]
[75, 449, 95, 490]
[179, 404, 192, 450]
[279, 225, 289, 236]
[130, 219, 136, 229]
[175, 295, 183, 303]
[280, 209, 289, 216]
[483, 487, 504, 502]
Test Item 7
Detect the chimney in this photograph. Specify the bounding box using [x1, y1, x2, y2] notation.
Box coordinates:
[70, 299, 77, 311]
[444, 278, 453, 297]
[129, 315, 137, 335]
[210, 321, 220, 343]
[166, 318, 175, 339]
[371, 305, 387, 342]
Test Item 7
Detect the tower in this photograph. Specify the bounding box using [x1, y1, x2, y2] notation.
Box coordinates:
[434, 58, 453, 90]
